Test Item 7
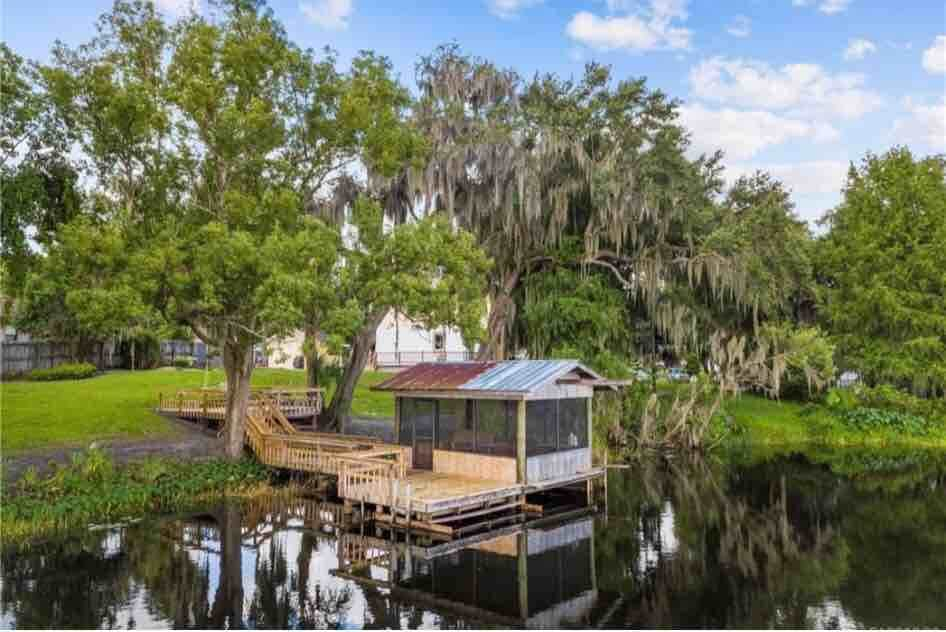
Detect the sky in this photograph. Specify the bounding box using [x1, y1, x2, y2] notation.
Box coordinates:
[3, 0, 945, 225]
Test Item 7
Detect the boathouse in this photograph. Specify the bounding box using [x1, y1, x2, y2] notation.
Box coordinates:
[374, 360, 613, 486]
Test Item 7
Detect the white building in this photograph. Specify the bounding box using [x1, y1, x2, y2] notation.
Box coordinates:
[264, 310, 476, 371]
[373, 310, 474, 369]
[265, 330, 307, 369]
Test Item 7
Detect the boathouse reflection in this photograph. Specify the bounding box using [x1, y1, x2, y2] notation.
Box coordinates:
[335, 515, 600, 628]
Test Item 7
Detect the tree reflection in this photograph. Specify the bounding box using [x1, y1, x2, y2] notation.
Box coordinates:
[3, 452, 945, 629]
[595, 450, 946, 628]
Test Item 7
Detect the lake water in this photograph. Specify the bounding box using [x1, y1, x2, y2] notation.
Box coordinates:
[2, 448, 945, 629]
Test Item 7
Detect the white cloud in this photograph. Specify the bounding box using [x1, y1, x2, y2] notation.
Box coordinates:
[818, 0, 852, 15]
[153, 0, 200, 16]
[726, 160, 849, 195]
[922, 35, 946, 74]
[679, 103, 839, 161]
[299, 0, 352, 30]
[727, 160, 848, 223]
[894, 97, 946, 150]
[486, 0, 543, 19]
[688, 56, 884, 120]
[565, 0, 691, 52]
[843, 38, 876, 61]
[792, 0, 853, 14]
[726, 15, 751, 38]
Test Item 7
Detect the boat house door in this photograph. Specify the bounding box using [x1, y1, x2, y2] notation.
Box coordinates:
[413, 399, 435, 469]
[400, 398, 435, 470]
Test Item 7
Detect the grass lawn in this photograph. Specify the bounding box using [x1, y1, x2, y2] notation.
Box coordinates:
[1, 368, 394, 453]
[722, 393, 946, 450]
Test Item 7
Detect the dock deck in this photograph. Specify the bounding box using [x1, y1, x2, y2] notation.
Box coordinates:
[157, 390, 603, 538]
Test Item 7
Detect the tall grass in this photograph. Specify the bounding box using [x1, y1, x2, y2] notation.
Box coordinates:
[2, 449, 277, 543]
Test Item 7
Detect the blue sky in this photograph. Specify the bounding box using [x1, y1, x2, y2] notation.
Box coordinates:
[4, 0, 945, 224]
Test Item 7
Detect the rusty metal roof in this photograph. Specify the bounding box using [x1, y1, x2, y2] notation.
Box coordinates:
[372, 362, 497, 392]
[373, 360, 606, 395]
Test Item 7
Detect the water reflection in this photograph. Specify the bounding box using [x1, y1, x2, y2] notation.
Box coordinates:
[596, 449, 946, 628]
[2, 448, 945, 629]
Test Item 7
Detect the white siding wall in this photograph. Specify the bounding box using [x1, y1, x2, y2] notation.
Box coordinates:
[374, 311, 470, 354]
[527, 448, 592, 483]
[266, 330, 306, 369]
[524, 382, 593, 400]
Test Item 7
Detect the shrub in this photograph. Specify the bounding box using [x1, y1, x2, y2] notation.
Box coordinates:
[826, 384, 946, 426]
[172, 355, 194, 368]
[852, 384, 946, 424]
[27, 362, 97, 381]
[837, 407, 935, 436]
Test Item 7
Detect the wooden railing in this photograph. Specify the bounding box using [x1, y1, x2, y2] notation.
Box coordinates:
[244, 395, 408, 499]
[157, 387, 322, 421]
[338, 458, 403, 507]
[372, 350, 475, 368]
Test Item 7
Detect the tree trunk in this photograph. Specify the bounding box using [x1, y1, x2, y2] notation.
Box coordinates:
[304, 325, 320, 388]
[323, 308, 386, 431]
[476, 269, 520, 361]
[222, 341, 254, 459]
[210, 501, 244, 628]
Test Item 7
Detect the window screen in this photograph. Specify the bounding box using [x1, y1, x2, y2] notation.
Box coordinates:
[476, 400, 515, 457]
[437, 399, 475, 451]
[526, 400, 558, 456]
[398, 398, 414, 446]
[558, 398, 588, 449]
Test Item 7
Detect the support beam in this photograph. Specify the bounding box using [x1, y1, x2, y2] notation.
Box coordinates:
[394, 396, 401, 444]
[517, 399, 527, 484]
[587, 395, 595, 507]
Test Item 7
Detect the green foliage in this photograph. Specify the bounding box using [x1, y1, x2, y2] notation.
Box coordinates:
[760, 322, 836, 400]
[319, 198, 490, 354]
[836, 407, 936, 437]
[27, 362, 97, 381]
[0, 44, 82, 293]
[2, 450, 272, 542]
[826, 384, 946, 432]
[852, 384, 946, 423]
[17, 218, 158, 345]
[818, 148, 946, 397]
[172, 356, 194, 369]
[519, 267, 631, 377]
[705, 172, 815, 327]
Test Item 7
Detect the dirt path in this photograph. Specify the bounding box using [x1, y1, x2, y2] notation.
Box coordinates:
[2, 415, 397, 487]
[2, 417, 224, 486]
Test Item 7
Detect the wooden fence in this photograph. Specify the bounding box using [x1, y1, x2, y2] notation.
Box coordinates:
[1, 340, 119, 376]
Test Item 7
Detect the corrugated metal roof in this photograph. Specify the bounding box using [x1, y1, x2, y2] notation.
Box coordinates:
[459, 360, 581, 393]
[373, 359, 604, 395]
[372, 362, 496, 392]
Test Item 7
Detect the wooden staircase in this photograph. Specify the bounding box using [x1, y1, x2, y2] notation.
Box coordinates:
[244, 394, 408, 498]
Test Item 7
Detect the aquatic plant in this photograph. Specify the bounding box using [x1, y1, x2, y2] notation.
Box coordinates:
[2, 449, 276, 543]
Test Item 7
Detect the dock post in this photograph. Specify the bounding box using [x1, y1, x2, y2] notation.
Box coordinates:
[516, 399, 527, 484]
[517, 532, 528, 622]
[604, 447, 609, 521]
[406, 483, 413, 528]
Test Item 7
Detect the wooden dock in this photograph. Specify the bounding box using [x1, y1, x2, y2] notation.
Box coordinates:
[157, 386, 323, 422]
[157, 390, 602, 539]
